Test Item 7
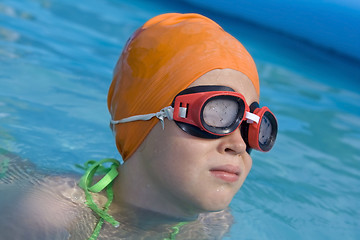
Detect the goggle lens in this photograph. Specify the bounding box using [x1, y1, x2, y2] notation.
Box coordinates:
[259, 114, 273, 145]
[202, 98, 239, 128]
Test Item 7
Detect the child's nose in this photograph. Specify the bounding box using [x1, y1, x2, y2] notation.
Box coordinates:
[216, 129, 247, 155]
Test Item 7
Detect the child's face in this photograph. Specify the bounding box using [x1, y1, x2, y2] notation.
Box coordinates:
[136, 69, 259, 216]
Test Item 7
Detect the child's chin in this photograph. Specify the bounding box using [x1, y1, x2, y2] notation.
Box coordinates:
[199, 200, 232, 213]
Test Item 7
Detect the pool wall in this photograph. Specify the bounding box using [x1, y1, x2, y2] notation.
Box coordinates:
[178, 0, 360, 62]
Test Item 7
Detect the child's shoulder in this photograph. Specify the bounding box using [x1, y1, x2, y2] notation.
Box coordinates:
[0, 149, 98, 239]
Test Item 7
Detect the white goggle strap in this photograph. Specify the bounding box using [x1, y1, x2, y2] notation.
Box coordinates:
[110, 106, 174, 129]
[245, 111, 260, 124]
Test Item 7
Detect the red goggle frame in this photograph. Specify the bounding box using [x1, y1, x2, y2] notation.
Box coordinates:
[171, 86, 277, 152]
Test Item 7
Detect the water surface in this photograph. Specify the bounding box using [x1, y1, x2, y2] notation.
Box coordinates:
[0, 0, 359, 239]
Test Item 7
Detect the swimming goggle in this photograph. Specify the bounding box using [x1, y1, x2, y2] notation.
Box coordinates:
[111, 85, 277, 152]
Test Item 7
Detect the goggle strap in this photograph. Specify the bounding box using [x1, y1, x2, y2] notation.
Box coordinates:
[110, 114, 156, 124]
[110, 106, 174, 129]
[245, 111, 260, 124]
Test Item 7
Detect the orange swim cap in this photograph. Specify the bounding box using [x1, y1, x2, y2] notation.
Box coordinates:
[108, 13, 259, 161]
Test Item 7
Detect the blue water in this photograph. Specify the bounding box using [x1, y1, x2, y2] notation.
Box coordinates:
[1, 0, 359, 239]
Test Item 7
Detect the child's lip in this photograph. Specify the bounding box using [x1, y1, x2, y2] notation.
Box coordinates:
[210, 165, 241, 182]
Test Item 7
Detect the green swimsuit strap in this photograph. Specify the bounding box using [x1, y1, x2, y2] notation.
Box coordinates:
[163, 221, 189, 240]
[78, 158, 120, 240]
[79, 158, 188, 240]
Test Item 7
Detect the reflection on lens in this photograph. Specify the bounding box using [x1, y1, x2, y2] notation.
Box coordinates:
[259, 115, 272, 145]
[203, 99, 238, 127]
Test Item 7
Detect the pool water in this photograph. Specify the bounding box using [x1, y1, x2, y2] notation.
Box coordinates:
[1, 0, 359, 239]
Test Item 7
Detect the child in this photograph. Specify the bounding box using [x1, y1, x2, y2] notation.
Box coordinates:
[0, 13, 277, 240]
